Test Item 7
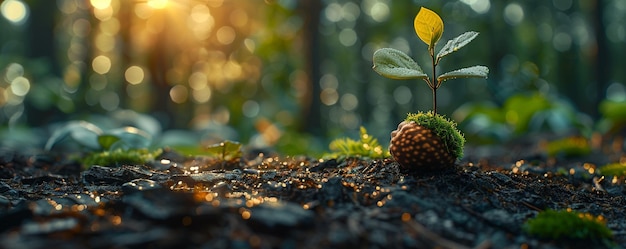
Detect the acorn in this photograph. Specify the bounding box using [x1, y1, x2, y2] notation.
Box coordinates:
[390, 112, 465, 172]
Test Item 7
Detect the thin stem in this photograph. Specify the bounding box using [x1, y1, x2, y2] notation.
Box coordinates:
[430, 47, 437, 115]
[432, 87, 437, 115]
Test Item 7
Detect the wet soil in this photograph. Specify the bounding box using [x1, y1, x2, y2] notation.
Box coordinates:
[0, 140, 625, 249]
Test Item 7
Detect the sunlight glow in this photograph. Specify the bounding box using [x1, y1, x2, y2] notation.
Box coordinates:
[90, 0, 111, 10]
[147, 0, 168, 9]
[1, 0, 29, 25]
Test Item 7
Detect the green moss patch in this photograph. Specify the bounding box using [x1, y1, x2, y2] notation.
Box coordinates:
[404, 111, 465, 159]
[524, 209, 613, 242]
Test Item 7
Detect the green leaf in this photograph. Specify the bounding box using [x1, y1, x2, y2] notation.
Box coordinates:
[372, 48, 428, 80]
[437, 65, 489, 83]
[45, 121, 103, 151]
[436, 31, 479, 63]
[97, 134, 121, 150]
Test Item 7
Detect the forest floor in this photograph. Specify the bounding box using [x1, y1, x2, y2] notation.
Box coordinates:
[0, 136, 625, 249]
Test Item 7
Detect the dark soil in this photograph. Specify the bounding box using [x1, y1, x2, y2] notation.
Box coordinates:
[0, 138, 625, 249]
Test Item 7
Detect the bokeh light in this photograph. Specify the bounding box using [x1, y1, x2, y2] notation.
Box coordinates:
[169, 85, 188, 104]
[125, 66, 145, 85]
[504, 3, 524, 26]
[1, 0, 29, 25]
[10, 77, 30, 97]
[90, 0, 111, 10]
[362, 0, 389, 22]
[92, 56, 112, 74]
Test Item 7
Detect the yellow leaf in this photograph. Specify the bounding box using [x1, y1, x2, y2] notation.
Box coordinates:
[414, 7, 444, 48]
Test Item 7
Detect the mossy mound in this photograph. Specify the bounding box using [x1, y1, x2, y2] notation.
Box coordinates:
[404, 111, 465, 159]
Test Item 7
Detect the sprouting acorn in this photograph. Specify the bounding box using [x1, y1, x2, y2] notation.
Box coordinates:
[372, 8, 487, 170]
[389, 112, 464, 172]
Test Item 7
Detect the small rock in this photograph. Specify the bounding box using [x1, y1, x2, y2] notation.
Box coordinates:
[81, 165, 152, 185]
[249, 201, 313, 228]
[122, 179, 161, 194]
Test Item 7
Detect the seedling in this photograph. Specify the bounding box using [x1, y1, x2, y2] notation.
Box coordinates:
[372, 7, 487, 170]
[204, 140, 243, 161]
[524, 209, 613, 243]
[373, 7, 488, 115]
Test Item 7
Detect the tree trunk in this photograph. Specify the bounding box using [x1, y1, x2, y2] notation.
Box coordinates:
[298, 1, 323, 135]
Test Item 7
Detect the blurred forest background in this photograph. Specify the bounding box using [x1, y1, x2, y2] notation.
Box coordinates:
[1, 0, 625, 155]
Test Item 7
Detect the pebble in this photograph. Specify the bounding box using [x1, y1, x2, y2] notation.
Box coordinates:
[122, 179, 161, 194]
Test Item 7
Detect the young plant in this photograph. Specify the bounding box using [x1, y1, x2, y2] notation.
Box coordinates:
[204, 140, 243, 161]
[373, 7, 489, 115]
[372, 7, 487, 171]
[326, 126, 388, 160]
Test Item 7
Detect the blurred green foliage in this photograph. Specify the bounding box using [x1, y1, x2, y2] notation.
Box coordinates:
[545, 136, 591, 158]
[524, 209, 613, 243]
[1, 0, 626, 154]
[598, 162, 626, 177]
[454, 92, 592, 144]
[82, 148, 162, 168]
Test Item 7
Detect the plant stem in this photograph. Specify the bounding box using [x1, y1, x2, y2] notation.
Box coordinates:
[431, 48, 437, 115]
[432, 86, 437, 115]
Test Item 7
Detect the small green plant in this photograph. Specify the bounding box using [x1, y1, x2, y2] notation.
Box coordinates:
[545, 136, 591, 158]
[598, 162, 626, 177]
[524, 209, 613, 242]
[326, 126, 388, 160]
[372, 7, 488, 115]
[204, 140, 243, 161]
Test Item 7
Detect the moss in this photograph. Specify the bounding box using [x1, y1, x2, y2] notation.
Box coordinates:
[524, 209, 613, 242]
[82, 148, 162, 168]
[404, 111, 465, 159]
[598, 163, 626, 177]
